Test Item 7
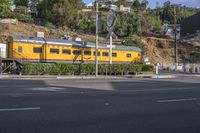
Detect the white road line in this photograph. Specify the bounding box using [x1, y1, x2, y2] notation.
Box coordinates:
[0, 107, 40, 112]
[157, 98, 197, 103]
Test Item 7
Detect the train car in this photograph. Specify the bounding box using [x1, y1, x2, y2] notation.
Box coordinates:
[7, 35, 142, 64]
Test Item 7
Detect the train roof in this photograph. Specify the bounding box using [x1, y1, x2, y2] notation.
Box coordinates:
[10, 36, 142, 52]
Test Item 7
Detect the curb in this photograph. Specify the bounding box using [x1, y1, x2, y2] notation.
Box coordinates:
[0, 75, 125, 80]
[151, 75, 177, 79]
[133, 75, 177, 79]
[0, 75, 177, 79]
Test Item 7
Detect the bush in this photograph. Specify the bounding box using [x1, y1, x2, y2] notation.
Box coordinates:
[0, 11, 34, 23]
[127, 64, 142, 74]
[21, 62, 154, 75]
[12, 13, 34, 23]
[142, 65, 154, 72]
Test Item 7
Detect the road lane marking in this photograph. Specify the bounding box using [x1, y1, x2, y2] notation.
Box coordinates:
[157, 98, 197, 103]
[0, 107, 40, 112]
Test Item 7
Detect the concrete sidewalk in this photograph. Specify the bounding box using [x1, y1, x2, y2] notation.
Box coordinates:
[0, 75, 125, 80]
[1, 72, 200, 79]
[0, 74, 177, 79]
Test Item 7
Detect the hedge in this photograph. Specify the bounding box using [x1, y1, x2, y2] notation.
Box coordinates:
[21, 62, 154, 75]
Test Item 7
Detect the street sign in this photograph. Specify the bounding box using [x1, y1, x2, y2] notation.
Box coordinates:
[106, 8, 117, 40]
[106, 7, 117, 64]
[107, 45, 116, 48]
[107, 9, 116, 29]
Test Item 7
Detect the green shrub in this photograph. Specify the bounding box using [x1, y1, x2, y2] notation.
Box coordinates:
[12, 13, 34, 23]
[127, 64, 142, 74]
[21, 63, 154, 75]
[142, 65, 154, 72]
[98, 64, 105, 75]
[21, 62, 32, 75]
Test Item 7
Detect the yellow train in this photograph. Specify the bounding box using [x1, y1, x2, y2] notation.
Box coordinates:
[6, 35, 142, 64]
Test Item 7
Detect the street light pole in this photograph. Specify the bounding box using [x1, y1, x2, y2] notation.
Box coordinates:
[95, 0, 99, 77]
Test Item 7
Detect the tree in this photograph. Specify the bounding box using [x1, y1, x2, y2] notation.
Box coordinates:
[141, 0, 148, 10]
[13, 0, 29, 7]
[14, 6, 28, 14]
[37, 0, 84, 29]
[131, 0, 141, 11]
[163, 1, 171, 7]
[145, 14, 162, 33]
[114, 0, 128, 7]
[114, 11, 142, 37]
[160, 6, 196, 24]
[0, 0, 10, 17]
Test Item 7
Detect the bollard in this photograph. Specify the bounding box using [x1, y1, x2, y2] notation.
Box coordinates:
[192, 64, 196, 73]
[155, 63, 159, 75]
[197, 66, 200, 73]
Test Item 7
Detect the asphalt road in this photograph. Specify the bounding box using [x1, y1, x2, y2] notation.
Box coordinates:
[0, 77, 200, 133]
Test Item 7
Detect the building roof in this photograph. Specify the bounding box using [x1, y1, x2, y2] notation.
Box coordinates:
[10, 36, 142, 52]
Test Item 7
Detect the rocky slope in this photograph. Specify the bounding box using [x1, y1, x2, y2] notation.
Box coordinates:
[0, 21, 182, 66]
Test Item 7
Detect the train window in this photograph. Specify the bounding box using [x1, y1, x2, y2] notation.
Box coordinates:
[93, 51, 100, 56]
[73, 50, 81, 55]
[112, 53, 117, 57]
[84, 51, 91, 56]
[33, 47, 42, 53]
[50, 48, 59, 54]
[18, 46, 22, 53]
[126, 53, 132, 58]
[102, 52, 109, 57]
[62, 49, 71, 55]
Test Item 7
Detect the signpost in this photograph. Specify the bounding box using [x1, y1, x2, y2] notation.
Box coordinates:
[95, 0, 109, 77]
[95, 1, 117, 76]
[107, 8, 117, 64]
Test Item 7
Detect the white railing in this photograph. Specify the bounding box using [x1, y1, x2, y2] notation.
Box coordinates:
[168, 63, 200, 73]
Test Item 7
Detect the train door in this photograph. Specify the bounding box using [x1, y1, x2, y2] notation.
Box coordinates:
[7, 38, 13, 58]
[0, 43, 6, 58]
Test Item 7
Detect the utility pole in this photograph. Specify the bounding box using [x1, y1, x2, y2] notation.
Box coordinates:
[95, 0, 99, 77]
[173, 6, 178, 64]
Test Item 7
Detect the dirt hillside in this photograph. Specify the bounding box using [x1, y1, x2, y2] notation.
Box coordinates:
[0, 22, 180, 65]
[0, 22, 105, 42]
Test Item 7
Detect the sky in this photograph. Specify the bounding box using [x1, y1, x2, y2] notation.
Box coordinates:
[83, 0, 200, 9]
